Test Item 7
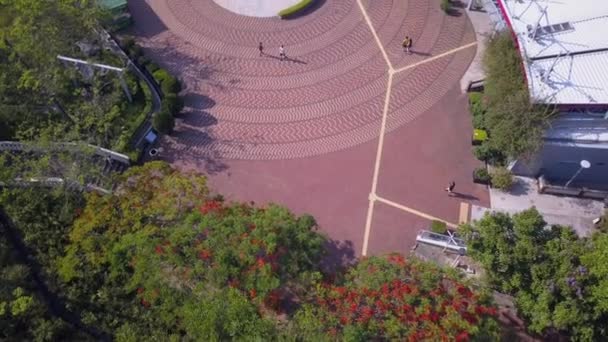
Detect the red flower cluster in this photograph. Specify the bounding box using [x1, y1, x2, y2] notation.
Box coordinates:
[198, 248, 212, 261]
[311, 259, 497, 340]
[199, 200, 223, 215]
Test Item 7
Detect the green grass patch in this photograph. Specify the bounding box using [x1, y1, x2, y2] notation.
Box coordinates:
[278, 0, 314, 18]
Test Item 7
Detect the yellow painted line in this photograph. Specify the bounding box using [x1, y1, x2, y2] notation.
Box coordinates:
[376, 196, 458, 228]
[361, 193, 377, 256]
[357, 1, 475, 256]
[361, 73, 394, 256]
[458, 202, 470, 224]
[394, 41, 477, 74]
[356, 0, 394, 70]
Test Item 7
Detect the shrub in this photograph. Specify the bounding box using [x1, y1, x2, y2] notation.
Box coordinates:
[597, 210, 608, 233]
[440, 0, 451, 13]
[162, 93, 184, 116]
[152, 110, 174, 134]
[129, 44, 143, 59]
[490, 167, 513, 191]
[473, 143, 507, 166]
[482, 31, 555, 158]
[146, 62, 160, 73]
[161, 75, 181, 94]
[136, 55, 150, 67]
[278, 0, 314, 18]
[153, 68, 181, 94]
[120, 36, 135, 51]
[473, 167, 491, 184]
[153, 68, 171, 85]
[430, 220, 448, 235]
[469, 92, 486, 130]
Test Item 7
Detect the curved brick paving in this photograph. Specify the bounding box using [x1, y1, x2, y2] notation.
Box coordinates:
[130, 0, 476, 160]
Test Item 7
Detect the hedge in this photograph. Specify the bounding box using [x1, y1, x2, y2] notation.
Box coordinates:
[153, 110, 175, 134]
[490, 167, 514, 191]
[152, 68, 181, 94]
[430, 220, 448, 235]
[278, 0, 314, 18]
[163, 93, 184, 116]
[440, 0, 451, 13]
[468, 92, 486, 130]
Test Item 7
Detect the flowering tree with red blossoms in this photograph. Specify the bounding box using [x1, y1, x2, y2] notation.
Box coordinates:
[111, 197, 326, 339]
[292, 254, 499, 341]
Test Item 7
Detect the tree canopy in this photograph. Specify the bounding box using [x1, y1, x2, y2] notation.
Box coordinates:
[0, 161, 501, 340]
[461, 208, 608, 340]
[481, 31, 555, 159]
[291, 254, 499, 341]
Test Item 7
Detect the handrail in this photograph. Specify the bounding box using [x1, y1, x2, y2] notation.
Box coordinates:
[0, 177, 112, 195]
[0, 141, 130, 165]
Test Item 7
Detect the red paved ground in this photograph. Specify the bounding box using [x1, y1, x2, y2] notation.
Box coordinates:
[129, 0, 488, 263]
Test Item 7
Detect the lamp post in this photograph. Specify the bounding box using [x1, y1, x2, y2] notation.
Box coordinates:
[565, 160, 591, 188]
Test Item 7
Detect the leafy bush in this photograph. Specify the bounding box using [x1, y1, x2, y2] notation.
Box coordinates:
[152, 68, 171, 85]
[490, 167, 513, 191]
[162, 93, 184, 116]
[136, 55, 149, 67]
[469, 92, 486, 130]
[161, 75, 181, 94]
[473, 143, 507, 166]
[153, 68, 181, 94]
[146, 62, 160, 73]
[278, 0, 314, 18]
[129, 44, 143, 59]
[120, 36, 135, 51]
[430, 220, 448, 235]
[482, 31, 555, 158]
[440, 0, 451, 13]
[473, 167, 491, 184]
[152, 110, 174, 134]
[596, 210, 608, 233]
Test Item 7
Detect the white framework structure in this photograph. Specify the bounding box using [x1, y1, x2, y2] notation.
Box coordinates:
[496, 0, 608, 106]
[416, 230, 467, 254]
[57, 54, 132, 102]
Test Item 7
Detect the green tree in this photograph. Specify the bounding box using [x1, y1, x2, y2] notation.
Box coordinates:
[461, 208, 608, 340]
[59, 162, 326, 339]
[482, 31, 555, 158]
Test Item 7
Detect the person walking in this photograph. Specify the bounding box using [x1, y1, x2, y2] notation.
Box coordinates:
[445, 181, 456, 194]
[258, 42, 264, 56]
[279, 45, 286, 61]
[402, 36, 410, 53]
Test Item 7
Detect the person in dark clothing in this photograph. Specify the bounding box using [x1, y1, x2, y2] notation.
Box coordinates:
[258, 42, 264, 56]
[445, 181, 456, 194]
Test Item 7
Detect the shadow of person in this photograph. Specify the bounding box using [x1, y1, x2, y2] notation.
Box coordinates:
[285, 57, 308, 64]
[411, 50, 431, 56]
[449, 192, 479, 201]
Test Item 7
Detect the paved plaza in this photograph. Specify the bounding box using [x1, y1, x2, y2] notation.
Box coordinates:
[130, 0, 489, 263]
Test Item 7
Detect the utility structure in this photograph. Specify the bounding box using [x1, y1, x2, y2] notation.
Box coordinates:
[57, 54, 132, 102]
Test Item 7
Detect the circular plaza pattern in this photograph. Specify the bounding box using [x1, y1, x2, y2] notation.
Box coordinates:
[131, 0, 476, 160]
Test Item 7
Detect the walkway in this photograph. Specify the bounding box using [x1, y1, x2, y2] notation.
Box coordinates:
[130, 0, 489, 262]
[472, 176, 605, 237]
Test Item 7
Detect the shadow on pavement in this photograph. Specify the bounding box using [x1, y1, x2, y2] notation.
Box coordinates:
[450, 191, 480, 201]
[127, 0, 168, 38]
[321, 239, 356, 274]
